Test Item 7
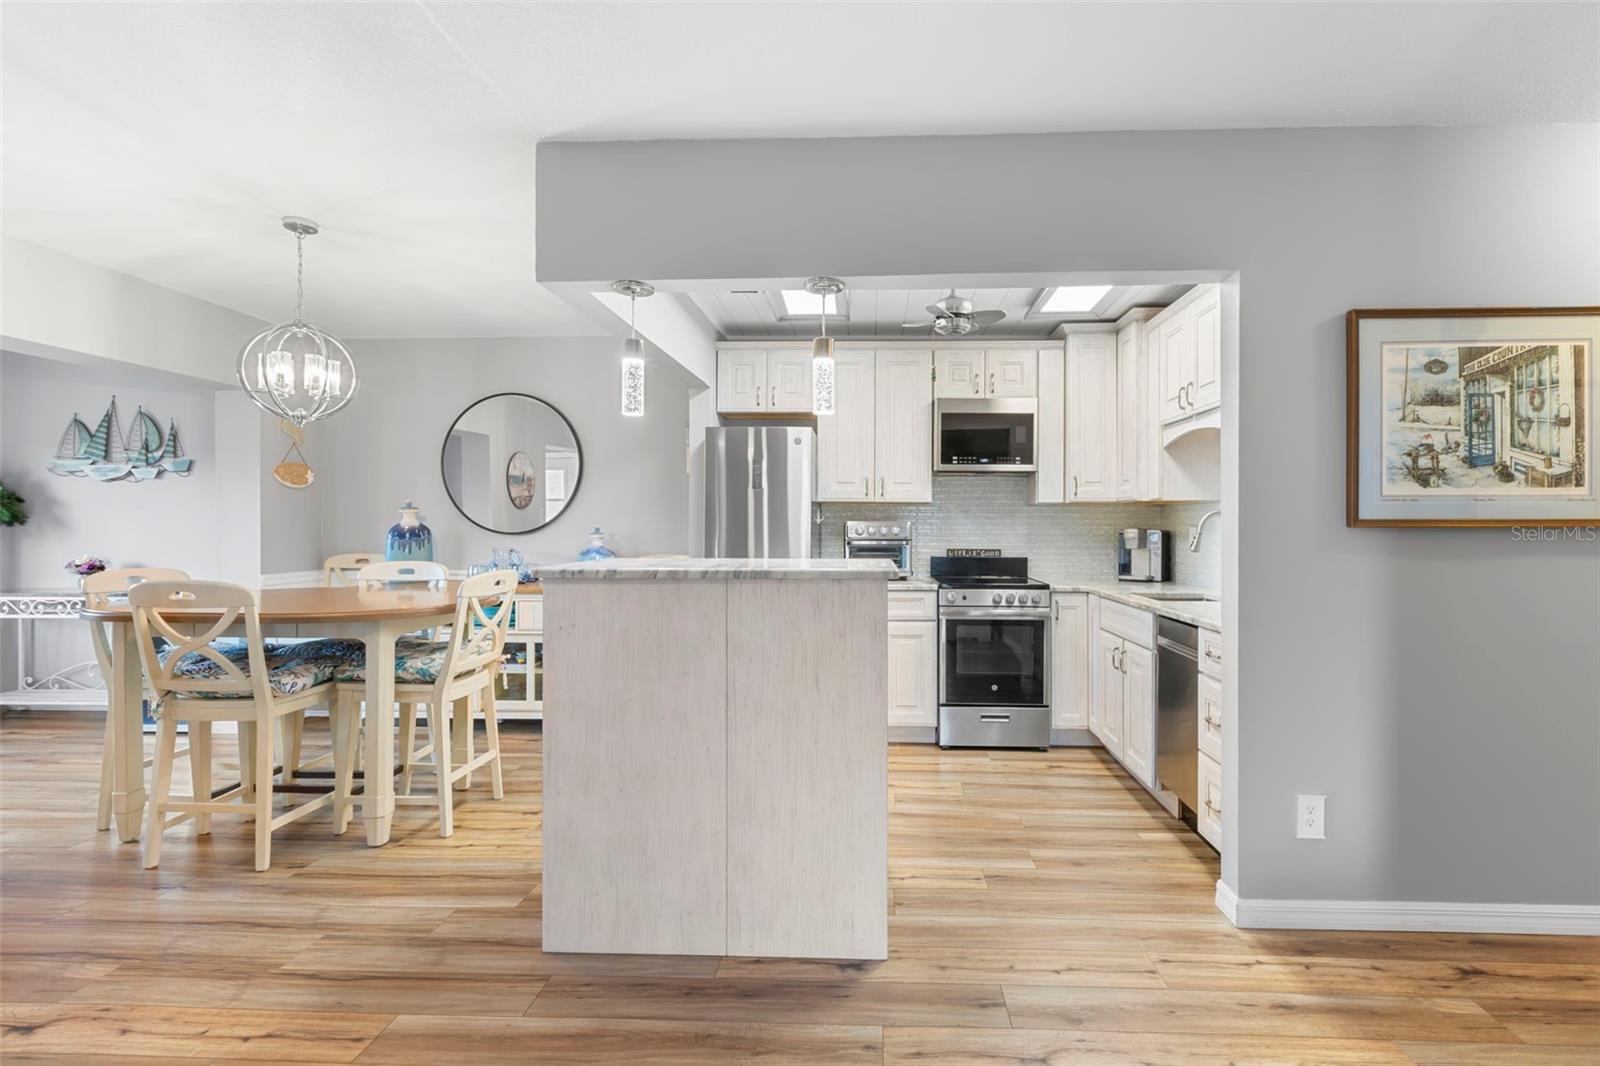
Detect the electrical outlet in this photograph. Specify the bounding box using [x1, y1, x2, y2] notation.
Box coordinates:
[1296, 794, 1326, 839]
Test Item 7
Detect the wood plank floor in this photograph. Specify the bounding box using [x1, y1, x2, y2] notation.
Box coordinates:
[1, 710, 1594, 1064]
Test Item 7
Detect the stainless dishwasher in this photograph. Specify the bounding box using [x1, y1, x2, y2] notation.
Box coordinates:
[1155, 617, 1199, 813]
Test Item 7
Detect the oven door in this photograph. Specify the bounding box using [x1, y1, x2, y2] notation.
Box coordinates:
[846, 540, 910, 577]
[939, 608, 1049, 707]
[935, 398, 1037, 472]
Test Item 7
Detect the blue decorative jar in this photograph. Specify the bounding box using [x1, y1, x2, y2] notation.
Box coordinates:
[386, 501, 435, 562]
[577, 527, 617, 561]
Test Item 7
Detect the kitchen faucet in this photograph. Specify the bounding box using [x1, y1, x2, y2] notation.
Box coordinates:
[1188, 509, 1221, 552]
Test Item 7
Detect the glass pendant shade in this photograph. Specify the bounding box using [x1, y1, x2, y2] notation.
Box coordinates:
[811, 336, 836, 416]
[620, 336, 646, 418]
[237, 217, 357, 427]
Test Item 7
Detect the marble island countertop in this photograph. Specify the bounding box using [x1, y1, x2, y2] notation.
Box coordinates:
[533, 557, 899, 581]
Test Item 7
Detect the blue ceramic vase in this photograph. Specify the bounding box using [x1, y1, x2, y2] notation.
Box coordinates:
[386, 501, 435, 562]
[577, 527, 617, 561]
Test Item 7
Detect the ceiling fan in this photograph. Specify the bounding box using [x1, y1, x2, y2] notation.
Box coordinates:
[903, 290, 1006, 336]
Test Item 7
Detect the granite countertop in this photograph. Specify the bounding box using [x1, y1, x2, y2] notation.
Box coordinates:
[888, 577, 940, 591]
[1037, 577, 1222, 631]
[532, 557, 900, 581]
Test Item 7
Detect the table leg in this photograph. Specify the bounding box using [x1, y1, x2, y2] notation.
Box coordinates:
[362, 624, 397, 846]
[109, 622, 147, 842]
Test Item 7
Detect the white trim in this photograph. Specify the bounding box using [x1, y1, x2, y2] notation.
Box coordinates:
[259, 569, 322, 589]
[1219, 883, 1599, 936]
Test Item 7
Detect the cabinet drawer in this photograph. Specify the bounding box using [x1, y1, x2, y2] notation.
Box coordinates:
[1197, 751, 1222, 850]
[1199, 627, 1223, 678]
[511, 596, 543, 633]
[1097, 598, 1154, 649]
[887, 590, 936, 621]
[1198, 672, 1223, 763]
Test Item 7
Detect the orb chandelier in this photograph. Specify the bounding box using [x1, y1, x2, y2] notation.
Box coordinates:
[805, 276, 845, 416]
[237, 217, 357, 427]
[612, 280, 654, 417]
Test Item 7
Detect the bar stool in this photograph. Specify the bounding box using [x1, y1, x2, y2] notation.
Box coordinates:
[130, 581, 355, 871]
[333, 570, 513, 837]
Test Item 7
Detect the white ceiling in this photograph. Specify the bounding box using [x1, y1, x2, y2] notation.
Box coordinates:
[689, 285, 1193, 340]
[3, 3, 1594, 340]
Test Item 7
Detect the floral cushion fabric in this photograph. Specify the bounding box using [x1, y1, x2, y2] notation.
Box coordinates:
[162, 639, 352, 698]
[334, 631, 496, 686]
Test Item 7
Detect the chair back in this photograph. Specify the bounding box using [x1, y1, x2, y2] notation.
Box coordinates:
[437, 570, 517, 687]
[129, 581, 271, 705]
[323, 552, 384, 587]
[356, 560, 449, 588]
[84, 568, 191, 677]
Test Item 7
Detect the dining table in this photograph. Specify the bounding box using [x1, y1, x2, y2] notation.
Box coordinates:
[80, 583, 464, 847]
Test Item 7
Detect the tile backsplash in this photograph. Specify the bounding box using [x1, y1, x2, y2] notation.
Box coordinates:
[816, 475, 1220, 590]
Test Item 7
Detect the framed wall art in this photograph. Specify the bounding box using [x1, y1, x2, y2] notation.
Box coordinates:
[1347, 307, 1599, 527]
[506, 450, 536, 510]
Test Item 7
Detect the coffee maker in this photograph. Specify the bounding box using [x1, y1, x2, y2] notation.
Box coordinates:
[1116, 528, 1170, 582]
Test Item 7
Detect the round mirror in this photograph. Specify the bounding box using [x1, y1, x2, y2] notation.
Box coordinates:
[440, 393, 582, 534]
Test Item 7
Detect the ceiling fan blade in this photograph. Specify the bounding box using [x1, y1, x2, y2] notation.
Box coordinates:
[970, 309, 1007, 325]
[901, 320, 933, 328]
[924, 304, 947, 317]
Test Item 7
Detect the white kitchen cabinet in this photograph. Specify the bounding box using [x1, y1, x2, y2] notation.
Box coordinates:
[887, 620, 937, 728]
[1066, 332, 1117, 500]
[768, 350, 814, 412]
[1197, 750, 1223, 849]
[874, 349, 933, 502]
[815, 349, 877, 500]
[934, 349, 984, 398]
[1199, 626, 1223, 679]
[1119, 642, 1154, 787]
[1198, 671, 1223, 764]
[1155, 283, 1221, 427]
[1115, 322, 1142, 500]
[935, 348, 1037, 399]
[1090, 626, 1123, 758]
[986, 350, 1038, 398]
[497, 592, 544, 720]
[717, 348, 815, 414]
[1050, 593, 1089, 730]
[1032, 344, 1066, 504]
[718, 349, 768, 413]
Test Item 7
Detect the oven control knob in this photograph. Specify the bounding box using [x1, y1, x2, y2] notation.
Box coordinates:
[890, 526, 901, 535]
[848, 524, 860, 536]
[1031, 593, 1042, 605]
[991, 593, 1003, 605]
[1005, 593, 1017, 605]
[944, 591, 956, 604]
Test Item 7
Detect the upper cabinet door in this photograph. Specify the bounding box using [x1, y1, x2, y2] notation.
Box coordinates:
[934, 349, 984, 398]
[767, 350, 814, 413]
[1191, 289, 1221, 416]
[874, 349, 933, 502]
[1066, 333, 1117, 501]
[1157, 317, 1192, 425]
[986, 350, 1038, 398]
[1032, 346, 1066, 504]
[815, 349, 877, 501]
[718, 349, 768, 413]
[1115, 325, 1141, 500]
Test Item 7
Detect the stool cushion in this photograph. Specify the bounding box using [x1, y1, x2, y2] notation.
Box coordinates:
[163, 640, 351, 698]
[334, 631, 496, 686]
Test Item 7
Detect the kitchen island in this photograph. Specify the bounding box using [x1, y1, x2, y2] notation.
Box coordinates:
[535, 557, 893, 960]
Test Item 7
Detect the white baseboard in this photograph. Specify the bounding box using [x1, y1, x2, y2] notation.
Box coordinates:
[1216, 879, 1599, 936]
[260, 569, 322, 589]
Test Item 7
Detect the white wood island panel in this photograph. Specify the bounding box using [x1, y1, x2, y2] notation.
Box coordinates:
[538, 558, 892, 961]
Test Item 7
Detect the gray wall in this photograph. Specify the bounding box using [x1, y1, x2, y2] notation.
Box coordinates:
[314, 337, 694, 568]
[536, 126, 1600, 907]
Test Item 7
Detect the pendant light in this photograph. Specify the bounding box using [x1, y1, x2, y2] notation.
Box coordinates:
[806, 276, 845, 416]
[237, 217, 357, 427]
[612, 280, 655, 417]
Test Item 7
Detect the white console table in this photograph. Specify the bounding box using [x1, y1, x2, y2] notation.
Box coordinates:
[0, 589, 106, 710]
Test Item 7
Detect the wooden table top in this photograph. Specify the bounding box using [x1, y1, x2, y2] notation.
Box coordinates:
[80, 583, 464, 623]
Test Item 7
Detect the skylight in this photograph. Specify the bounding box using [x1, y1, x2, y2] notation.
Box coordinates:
[780, 290, 840, 316]
[1039, 285, 1113, 314]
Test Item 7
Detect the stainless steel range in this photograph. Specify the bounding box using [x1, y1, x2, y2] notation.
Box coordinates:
[931, 555, 1052, 750]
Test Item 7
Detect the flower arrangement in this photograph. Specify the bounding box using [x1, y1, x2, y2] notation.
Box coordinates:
[65, 555, 109, 578]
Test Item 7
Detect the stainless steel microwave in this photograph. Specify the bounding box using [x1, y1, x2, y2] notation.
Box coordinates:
[934, 398, 1038, 472]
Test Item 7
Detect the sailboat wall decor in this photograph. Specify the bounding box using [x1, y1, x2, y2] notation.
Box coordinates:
[47, 396, 193, 481]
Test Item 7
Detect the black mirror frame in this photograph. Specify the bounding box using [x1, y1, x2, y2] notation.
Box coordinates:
[438, 391, 584, 535]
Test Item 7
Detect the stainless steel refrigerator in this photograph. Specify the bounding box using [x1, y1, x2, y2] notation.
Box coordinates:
[704, 426, 814, 559]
